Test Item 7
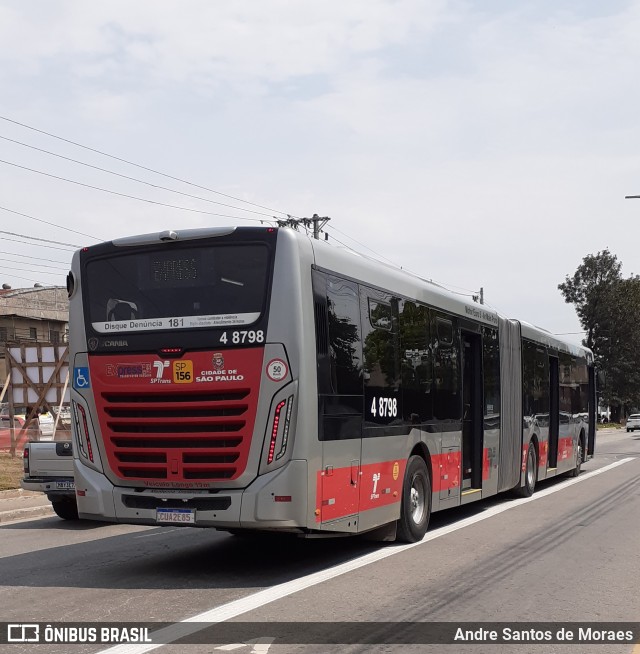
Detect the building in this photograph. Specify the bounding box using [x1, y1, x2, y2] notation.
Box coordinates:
[0, 285, 69, 381]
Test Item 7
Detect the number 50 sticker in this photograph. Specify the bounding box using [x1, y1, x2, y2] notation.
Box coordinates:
[266, 359, 288, 382]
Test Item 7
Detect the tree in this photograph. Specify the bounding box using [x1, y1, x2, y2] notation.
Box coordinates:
[558, 249, 621, 350]
[559, 250, 640, 419]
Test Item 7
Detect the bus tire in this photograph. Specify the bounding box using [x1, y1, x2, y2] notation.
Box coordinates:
[397, 455, 431, 543]
[51, 498, 79, 521]
[567, 435, 583, 478]
[514, 441, 537, 498]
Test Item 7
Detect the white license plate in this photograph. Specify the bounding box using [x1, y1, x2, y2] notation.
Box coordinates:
[156, 508, 195, 524]
[55, 480, 75, 490]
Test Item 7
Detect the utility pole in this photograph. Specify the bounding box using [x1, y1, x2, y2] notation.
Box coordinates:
[310, 214, 330, 239]
[275, 214, 330, 240]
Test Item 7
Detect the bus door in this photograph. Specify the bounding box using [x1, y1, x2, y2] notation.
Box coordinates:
[548, 355, 559, 469]
[358, 290, 404, 532]
[461, 331, 483, 492]
[588, 365, 596, 455]
[316, 273, 363, 532]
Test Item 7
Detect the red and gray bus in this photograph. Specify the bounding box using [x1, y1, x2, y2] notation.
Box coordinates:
[68, 226, 596, 541]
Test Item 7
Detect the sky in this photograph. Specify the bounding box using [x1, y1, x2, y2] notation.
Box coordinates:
[1, 0, 640, 344]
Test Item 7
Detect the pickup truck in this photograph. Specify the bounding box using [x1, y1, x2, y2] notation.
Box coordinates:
[21, 441, 78, 520]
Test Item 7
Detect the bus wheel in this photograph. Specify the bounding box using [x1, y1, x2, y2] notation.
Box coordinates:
[397, 455, 431, 543]
[514, 441, 537, 498]
[567, 436, 583, 478]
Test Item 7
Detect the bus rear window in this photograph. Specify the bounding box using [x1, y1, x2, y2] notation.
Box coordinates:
[85, 244, 270, 333]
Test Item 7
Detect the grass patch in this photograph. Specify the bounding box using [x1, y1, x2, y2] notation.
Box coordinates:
[0, 452, 24, 491]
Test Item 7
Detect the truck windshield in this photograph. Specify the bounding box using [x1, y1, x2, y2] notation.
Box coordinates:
[84, 243, 270, 334]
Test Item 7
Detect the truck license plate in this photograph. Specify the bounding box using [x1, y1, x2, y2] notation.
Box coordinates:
[156, 508, 195, 524]
[55, 480, 75, 490]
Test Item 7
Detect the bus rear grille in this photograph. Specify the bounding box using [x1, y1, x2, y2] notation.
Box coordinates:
[100, 389, 252, 481]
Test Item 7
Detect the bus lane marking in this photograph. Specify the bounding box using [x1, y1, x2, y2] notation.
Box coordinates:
[97, 457, 634, 654]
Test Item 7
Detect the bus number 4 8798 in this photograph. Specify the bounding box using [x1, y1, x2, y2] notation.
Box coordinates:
[371, 397, 398, 418]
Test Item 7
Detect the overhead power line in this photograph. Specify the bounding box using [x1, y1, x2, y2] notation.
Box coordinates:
[326, 225, 479, 301]
[0, 230, 80, 248]
[0, 250, 71, 266]
[0, 205, 99, 241]
[0, 115, 293, 217]
[0, 134, 278, 219]
[328, 224, 401, 268]
[0, 256, 68, 271]
[0, 264, 64, 275]
[0, 159, 269, 223]
[0, 236, 77, 252]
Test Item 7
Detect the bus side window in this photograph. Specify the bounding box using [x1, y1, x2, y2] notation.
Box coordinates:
[400, 301, 433, 425]
[432, 314, 461, 422]
[559, 352, 573, 420]
[321, 275, 364, 441]
[326, 276, 363, 395]
[361, 288, 402, 427]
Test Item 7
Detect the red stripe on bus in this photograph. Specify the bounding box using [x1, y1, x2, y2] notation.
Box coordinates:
[316, 459, 407, 523]
[315, 436, 579, 525]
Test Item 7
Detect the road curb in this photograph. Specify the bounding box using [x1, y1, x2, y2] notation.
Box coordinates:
[0, 503, 54, 523]
[0, 488, 41, 499]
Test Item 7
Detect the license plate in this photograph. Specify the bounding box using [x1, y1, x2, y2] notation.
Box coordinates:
[55, 480, 75, 490]
[156, 508, 195, 524]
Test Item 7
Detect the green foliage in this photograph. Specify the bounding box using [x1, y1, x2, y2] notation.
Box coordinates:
[559, 250, 640, 415]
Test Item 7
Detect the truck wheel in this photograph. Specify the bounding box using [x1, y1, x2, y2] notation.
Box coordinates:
[51, 498, 79, 520]
[396, 455, 431, 543]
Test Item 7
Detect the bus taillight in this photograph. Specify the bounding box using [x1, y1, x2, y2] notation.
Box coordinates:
[268, 400, 287, 464]
[278, 396, 294, 460]
[159, 348, 183, 358]
[267, 395, 294, 465]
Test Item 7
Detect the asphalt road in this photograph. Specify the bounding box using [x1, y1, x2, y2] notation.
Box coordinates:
[1, 428, 639, 654]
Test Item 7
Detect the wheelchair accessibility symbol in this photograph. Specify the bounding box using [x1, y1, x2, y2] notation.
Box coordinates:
[73, 367, 90, 389]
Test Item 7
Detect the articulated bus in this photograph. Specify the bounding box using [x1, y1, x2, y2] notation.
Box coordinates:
[67, 226, 596, 542]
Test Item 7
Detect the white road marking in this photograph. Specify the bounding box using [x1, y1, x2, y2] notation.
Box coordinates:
[214, 639, 274, 653]
[97, 457, 634, 654]
[133, 529, 179, 539]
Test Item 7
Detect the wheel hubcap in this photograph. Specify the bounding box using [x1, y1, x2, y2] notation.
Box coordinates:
[527, 449, 535, 487]
[410, 476, 425, 523]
